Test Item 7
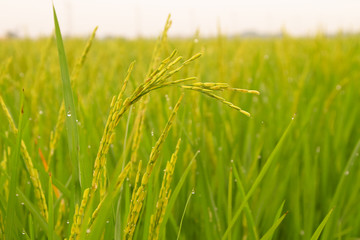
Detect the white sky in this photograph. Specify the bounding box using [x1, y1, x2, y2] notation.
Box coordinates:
[1, 0, 360, 38]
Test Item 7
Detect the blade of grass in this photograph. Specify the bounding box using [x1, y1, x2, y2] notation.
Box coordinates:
[270, 201, 286, 240]
[227, 167, 233, 240]
[222, 117, 295, 240]
[53, 6, 83, 203]
[28, 214, 34, 240]
[5, 90, 24, 240]
[176, 190, 194, 240]
[231, 161, 258, 240]
[16, 188, 48, 233]
[259, 212, 288, 240]
[311, 208, 333, 240]
[321, 139, 360, 239]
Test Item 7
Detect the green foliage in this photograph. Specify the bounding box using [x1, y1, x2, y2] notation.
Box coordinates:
[1, 11, 360, 239]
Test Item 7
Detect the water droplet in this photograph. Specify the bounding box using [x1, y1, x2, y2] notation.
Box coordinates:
[106, 220, 110, 223]
[336, 85, 341, 91]
[300, 230, 305, 235]
[76, 119, 79, 122]
[88, 145, 91, 149]
[67, 111, 71, 117]
[86, 229, 91, 234]
[169, 106, 173, 110]
[194, 38, 199, 43]
[22, 231, 26, 235]
[258, 155, 262, 159]
[165, 94, 170, 102]
[16, 193, 19, 197]
[21, 202, 24, 205]
[191, 189, 195, 195]
[27, 181, 30, 184]
[126, 177, 129, 181]
[344, 171, 349, 175]
[230, 159, 234, 163]
[151, 130, 154, 136]
[39, 110, 43, 115]
[234, 179, 238, 182]
[316, 146, 321, 153]
[29, 117, 32, 121]
[66, 220, 70, 224]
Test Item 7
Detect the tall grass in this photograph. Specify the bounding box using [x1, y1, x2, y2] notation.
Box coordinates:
[1, 6, 360, 240]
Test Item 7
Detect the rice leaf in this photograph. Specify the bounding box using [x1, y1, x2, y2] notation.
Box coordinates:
[222, 117, 295, 240]
[310, 208, 333, 240]
[259, 212, 288, 240]
[53, 6, 84, 202]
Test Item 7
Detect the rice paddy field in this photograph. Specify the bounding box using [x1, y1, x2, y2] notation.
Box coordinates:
[1, 11, 360, 240]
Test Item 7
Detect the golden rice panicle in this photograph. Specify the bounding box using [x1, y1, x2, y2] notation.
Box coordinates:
[69, 188, 90, 240]
[147, 14, 172, 75]
[1, 148, 9, 199]
[89, 162, 131, 228]
[48, 102, 66, 165]
[0, 95, 49, 220]
[130, 103, 146, 179]
[0, 95, 17, 133]
[142, 94, 183, 186]
[71, 26, 98, 83]
[149, 138, 181, 240]
[129, 13, 172, 178]
[55, 199, 66, 236]
[76, 62, 135, 234]
[99, 163, 107, 200]
[123, 160, 142, 239]
[69, 204, 80, 240]
[91, 61, 135, 192]
[124, 95, 183, 240]
[181, 82, 258, 117]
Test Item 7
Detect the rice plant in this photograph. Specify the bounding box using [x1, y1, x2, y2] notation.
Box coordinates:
[1, 5, 360, 240]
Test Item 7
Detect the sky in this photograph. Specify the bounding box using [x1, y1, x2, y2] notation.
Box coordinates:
[1, 0, 360, 38]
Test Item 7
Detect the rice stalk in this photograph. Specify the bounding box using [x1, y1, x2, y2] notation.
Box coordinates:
[124, 95, 183, 240]
[148, 138, 181, 240]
